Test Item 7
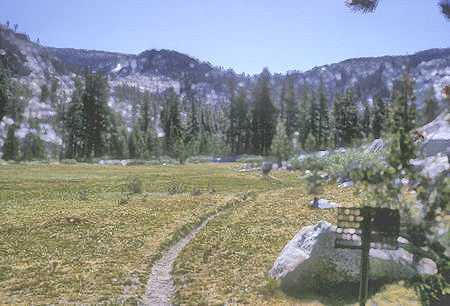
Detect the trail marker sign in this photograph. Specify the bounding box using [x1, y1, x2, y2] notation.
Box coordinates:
[335, 206, 400, 306]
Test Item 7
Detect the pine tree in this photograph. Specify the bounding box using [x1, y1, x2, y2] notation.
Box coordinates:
[160, 87, 183, 154]
[140, 90, 152, 133]
[285, 75, 299, 139]
[172, 132, 188, 164]
[110, 129, 127, 159]
[333, 87, 360, 147]
[271, 119, 294, 165]
[185, 97, 200, 143]
[49, 79, 59, 107]
[65, 78, 84, 159]
[21, 132, 46, 161]
[226, 78, 239, 154]
[5, 81, 25, 124]
[0, 63, 10, 122]
[361, 99, 371, 138]
[81, 68, 110, 158]
[227, 83, 250, 155]
[317, 78, 330, 149]
[251, 68, 277, 155]
[297, 86, 311, 149]
[309, 89, 320, 150]
[423, 86, 439, 124]
[40, 84, 49, 102]
[371, 96, 386, 139]
[279, 78, 287, 120]
[389, 71, 416, 134]
[2, 125, 19, 161]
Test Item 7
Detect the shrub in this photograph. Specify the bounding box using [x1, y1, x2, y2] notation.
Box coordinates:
[290, 149, 385, 180]
[118, 190, 129, 205]
[126, 176, 143, 194]
[186, 156, 213, 164]
[414, 273, 449, 305]
[237, 156, 264, 164]
[168, 176, 185, 195]
[305, 170, 323, 194]
[208, 182, 216, 194]
[79, 188, 88, 201]
[158, 155, 176, 164]
[191, 187, 201, 196]
[61, 159, 77, 164]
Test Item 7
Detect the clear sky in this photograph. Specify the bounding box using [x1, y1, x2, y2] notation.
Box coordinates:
[1, 0, 449, 75]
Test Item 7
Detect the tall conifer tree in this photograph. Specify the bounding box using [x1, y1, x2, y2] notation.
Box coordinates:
[317, 78, 330, 148]
[81, 68, 110, 158]
[423, 86, 439, 124]
[160, 87, 183, 154]
[251, 68, 277, 155]
[0, 63, 10, 122]
[285, 75, 299, 139]
[372, 96, 386, 139]
[2, 125, 19, 161]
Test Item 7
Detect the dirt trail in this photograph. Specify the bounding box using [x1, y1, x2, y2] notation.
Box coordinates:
[140, 212, 221, 306]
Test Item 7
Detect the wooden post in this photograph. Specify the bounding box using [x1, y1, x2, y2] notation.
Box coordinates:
[359, 211, 370, 306]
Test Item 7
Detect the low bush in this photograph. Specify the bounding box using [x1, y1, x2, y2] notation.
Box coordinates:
[126, 176, 143, 194]
[158, 155, 176, 164]
[191, 187, 201, 196]
[60, 159, 77, 164]
[168, 176, 185, 195]
[290, 149, 384, 180]
[237, 156, 265, 164]
[186, 156, 213, 163]
[414, 273, 449, 305]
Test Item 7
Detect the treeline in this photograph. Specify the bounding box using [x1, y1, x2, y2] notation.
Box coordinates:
[0, 61, 445, 162]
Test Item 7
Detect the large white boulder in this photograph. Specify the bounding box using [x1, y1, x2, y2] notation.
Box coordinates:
[364, 139, 385, 153]
[410, 153, 449, 179]
[311, 198, 341, 209]
[268, 221, 417, 293]
[417, 111, 450, 157]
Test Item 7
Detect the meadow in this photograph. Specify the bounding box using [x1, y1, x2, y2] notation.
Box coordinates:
[0, 162, 420, 304]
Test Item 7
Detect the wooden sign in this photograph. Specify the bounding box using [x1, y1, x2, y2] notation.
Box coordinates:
[335, 206, 400, 306]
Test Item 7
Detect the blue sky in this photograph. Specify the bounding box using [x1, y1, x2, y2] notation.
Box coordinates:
[1, 0, 449, 74]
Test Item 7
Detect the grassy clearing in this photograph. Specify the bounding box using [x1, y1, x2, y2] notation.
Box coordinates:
[172, 179, 420, 305]
[0, 163, 297, 304]
[0, 162, 420, 304]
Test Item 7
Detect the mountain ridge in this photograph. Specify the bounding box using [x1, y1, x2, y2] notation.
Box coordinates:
[0, 24, 449, 150]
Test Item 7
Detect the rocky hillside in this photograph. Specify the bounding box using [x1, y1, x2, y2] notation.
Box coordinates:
[2, 24, 450, 104]
[0, 24, 449, 151]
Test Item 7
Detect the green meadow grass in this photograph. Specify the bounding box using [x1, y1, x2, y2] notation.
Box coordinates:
[0, 163, 420, 304]
[172, 181, 420, 305]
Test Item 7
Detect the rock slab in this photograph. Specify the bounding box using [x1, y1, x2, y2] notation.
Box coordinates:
[268, 221, 417, 293]
[311, 198, 341, 209]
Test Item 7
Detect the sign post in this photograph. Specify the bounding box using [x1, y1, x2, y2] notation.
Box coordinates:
[335, 207, 400, 306]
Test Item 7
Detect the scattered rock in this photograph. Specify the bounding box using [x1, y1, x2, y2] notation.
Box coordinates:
[286, 163, 293, 171]
[410, 153, 449, 179]
[213, 156, 237, 163]
[268, 221, 417, 293]
[417, 258, 438, 275]
[320, 173, 329, 179]
[310, 198, 340, 209]
[316, 150, 329, 157]
[338, 181, 353, 188]
[99, 159, 121, 165]
[121, 160, 133, 166]
[364, 139, 385, 153]
[335, 147, 348, 153]
[262, 161, 273, 175]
